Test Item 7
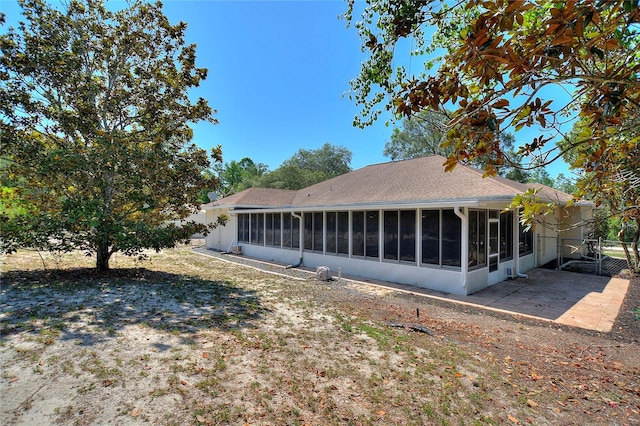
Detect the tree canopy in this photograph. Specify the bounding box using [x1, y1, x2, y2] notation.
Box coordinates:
[214, 157, 268, 196]
[383, 109, 452, 161]
[385, 111, 531, 182]
[346, 0, 640, 270]
[256, 143, 352, 190]
[283, 143, 352, 178]
[345, 1, 639, 199]
[0, 0, 225, 271]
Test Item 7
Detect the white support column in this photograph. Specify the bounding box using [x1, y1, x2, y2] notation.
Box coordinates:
[378, 209, 383, 262]
[322, 211, 326, 255]
[454, 206, 468, 290]
[515, 208, 521, 274]
[415, 208, 420, 267]
[348, 210, 353, 258]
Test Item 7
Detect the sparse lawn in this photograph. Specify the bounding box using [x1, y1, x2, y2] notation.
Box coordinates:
[1, 246, 639, 425]
[602, 249, 628, 259]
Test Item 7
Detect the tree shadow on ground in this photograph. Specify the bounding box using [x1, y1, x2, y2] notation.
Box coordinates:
[0, 268, 268, 348]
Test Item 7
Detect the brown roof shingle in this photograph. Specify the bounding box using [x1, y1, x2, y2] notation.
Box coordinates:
[291, 155, 571, 207]
[205, 155, 576, 209]
[206, 187, 296, 208]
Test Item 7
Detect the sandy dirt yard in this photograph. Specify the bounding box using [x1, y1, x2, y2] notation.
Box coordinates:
[1, 245, 639, 425]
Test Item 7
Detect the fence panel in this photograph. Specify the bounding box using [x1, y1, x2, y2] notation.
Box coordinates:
[559, 238, 601, 275]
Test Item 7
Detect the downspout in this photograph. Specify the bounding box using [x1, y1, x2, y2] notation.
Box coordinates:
[286, 212, 304, 269]
[454, 206, 468, 290]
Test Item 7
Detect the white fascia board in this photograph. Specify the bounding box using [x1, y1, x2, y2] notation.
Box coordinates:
[217, 194, 586, 215]
[225, 199, 486, 215]
[206, 204, 286, 210]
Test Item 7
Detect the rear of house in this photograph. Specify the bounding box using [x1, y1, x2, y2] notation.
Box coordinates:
[203, 156, 592, 295]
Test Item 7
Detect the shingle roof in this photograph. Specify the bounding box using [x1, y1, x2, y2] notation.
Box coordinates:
[291, 155, 573, 207]
[205, 155, 577, 209]
[205, 187, 296, 209]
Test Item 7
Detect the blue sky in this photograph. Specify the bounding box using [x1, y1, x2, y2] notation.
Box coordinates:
[1, 0, 569, 177]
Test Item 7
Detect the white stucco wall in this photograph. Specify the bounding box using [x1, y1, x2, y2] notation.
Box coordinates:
[466, 268, 488, 293]
[205, 208, 236, 251]
[204, 204, 592, 296]
[231, 243, 468, 295]
[236, 244, 302, 266]
[559, 205, 593, 260]
[518, 253, 536, 273]
[529, 204, 594, 267]
[171, 210, 207, 237]
[534, 212, 558, 267]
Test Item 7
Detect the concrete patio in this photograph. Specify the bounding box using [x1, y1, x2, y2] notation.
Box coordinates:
[352, 268, 630, 333]
[468, 268, 630, 332]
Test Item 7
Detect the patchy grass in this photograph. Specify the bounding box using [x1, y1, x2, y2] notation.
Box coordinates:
[1, 246, 639, 425]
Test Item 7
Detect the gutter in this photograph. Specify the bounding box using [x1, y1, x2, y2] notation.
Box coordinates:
[223, 200, 484, 215]
[286, 212, 304, 269]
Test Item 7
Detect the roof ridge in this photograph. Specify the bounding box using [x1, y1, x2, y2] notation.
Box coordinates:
[361, 154, 445, 168]
[458, 162, 574, 200]
[454, 161, 530, 193]
[208, 155, 577, 208]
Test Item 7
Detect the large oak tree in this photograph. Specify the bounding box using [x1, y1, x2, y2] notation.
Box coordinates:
[383, 109, 452, 161]
[0, 0, 225, 271]
[257, 143, 352, 190]
[214, 157, 268, 196]
[384, 110, 530, 182]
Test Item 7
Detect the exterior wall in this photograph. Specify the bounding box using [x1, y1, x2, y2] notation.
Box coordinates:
[468, 262, 517, 293]
[486, 257, 517, 287]
[298, 252, 467, 295]
[536, 220, 559, 267]
[519, 253, 536, 273]
[238, 241, 468, 294]
[209, 207, 527, 296]
[467, 268, 488, 293]
[558, 205, 589, 239]
[239, 244, 302, 266]
[205, 203, 591, 296]
[171, 210, 208, 237]
[205, 208, 236, 251]
[559, 205, 593, 260]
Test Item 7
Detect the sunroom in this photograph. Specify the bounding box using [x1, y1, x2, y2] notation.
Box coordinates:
[231, 205, 533, 295]
[203, 156, 590, 295]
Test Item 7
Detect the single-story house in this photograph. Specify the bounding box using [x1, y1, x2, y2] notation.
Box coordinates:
[202, 155, 592, 295]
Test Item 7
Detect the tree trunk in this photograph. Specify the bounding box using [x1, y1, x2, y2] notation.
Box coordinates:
[619, 226, 634, 273]
[632, 218, 640, 274]
[96, 242, 111, 272]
